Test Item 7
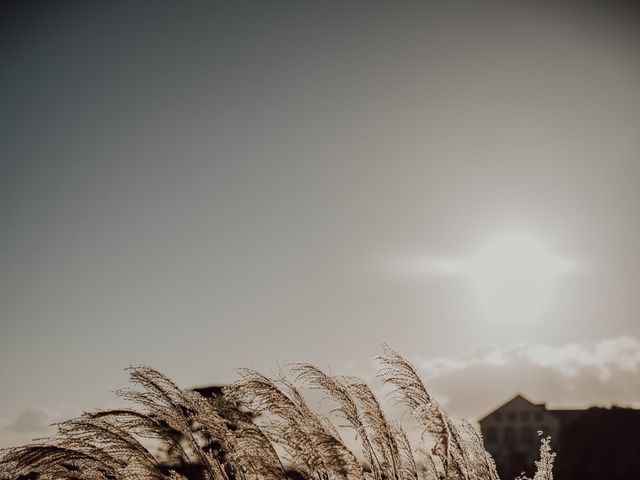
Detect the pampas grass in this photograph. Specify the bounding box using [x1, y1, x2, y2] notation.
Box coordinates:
[0, 346, 553, 480]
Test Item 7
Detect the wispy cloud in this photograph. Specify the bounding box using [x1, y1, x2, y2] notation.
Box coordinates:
[5, 409, 51, 433]
[413, 336, 640, 419]
[417, 336, 640, 381]
[0, 408, 76, 448]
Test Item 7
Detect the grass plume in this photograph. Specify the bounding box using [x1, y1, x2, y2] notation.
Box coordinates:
[0, 347, 553, 480]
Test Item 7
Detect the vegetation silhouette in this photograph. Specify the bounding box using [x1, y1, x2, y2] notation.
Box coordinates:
[0, 346, 554, 480]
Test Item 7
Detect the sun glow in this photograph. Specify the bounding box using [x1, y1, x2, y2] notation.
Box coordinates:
[453, 234, 573, 321]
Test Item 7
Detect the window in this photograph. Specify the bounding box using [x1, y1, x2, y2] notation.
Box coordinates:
[486, 427, 498, 443]
[507, 411, 516, 421]
[504, 427, 516, 443]
[521, 427, 534, 444]
[521, 411, 531, 421]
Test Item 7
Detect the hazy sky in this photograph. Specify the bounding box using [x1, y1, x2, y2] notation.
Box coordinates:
[2, 1, 640, 447]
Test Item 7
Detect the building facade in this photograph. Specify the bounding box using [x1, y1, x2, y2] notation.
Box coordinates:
[479, 395, 581, 479]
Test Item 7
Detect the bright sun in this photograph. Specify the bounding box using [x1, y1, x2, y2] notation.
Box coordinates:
[454, 234, 573, 321]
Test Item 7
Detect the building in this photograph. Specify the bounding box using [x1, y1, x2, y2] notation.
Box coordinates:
[478, 394, 583, 479]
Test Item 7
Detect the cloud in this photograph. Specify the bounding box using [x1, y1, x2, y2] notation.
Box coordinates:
[0, 408, 69, 448]
[0, 409, 56, 448]
[417, 336, 640, 380]
[0, 403, 123, 448]
[6, 409, 51, 433]
[413, 336, 640, 420]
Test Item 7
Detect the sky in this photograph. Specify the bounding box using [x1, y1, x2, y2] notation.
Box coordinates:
[2, 1, 640, 447]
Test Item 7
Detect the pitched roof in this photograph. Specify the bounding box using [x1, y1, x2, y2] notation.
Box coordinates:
[478, 394, 546, 422]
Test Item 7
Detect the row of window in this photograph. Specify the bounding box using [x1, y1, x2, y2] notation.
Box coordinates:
[484, 426, 547, 444]
[493, 411, 544, 422]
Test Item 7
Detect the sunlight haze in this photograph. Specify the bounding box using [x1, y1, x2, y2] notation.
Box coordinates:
[1, 0, 640, 448]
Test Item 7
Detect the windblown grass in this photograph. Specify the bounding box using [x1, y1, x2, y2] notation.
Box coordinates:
[0, 345, 553, 480]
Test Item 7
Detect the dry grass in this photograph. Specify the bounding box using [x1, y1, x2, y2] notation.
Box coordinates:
[0, 345, 553, 480]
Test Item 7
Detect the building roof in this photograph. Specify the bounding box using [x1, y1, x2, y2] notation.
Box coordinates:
[548, 409, 585, 428]
[479, 394, 595, 428]
[478, 394, 546, 423]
